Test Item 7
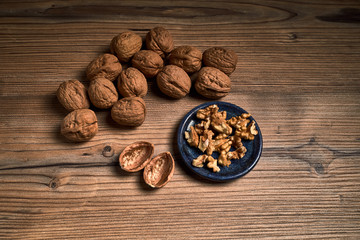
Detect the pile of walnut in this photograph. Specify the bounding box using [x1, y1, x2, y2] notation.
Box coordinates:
[185, 104, 258, 172]
[57, 26, 238, 142]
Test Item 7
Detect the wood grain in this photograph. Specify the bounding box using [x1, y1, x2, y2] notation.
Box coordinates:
[1, 0, 360, 239]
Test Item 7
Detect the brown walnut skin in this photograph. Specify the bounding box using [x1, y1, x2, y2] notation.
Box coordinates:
[61, 109, 98, 142]
[168, 46, 202, 73]
[88, 78, 118, 109]
[143, 152, 175, 188]
[156, 65, 191, 99]
[131, 50, 164, 78]
[111, 97, 146, 127]
[56, 80, 90, 112]
[86, 53, 122, 81]
[117, 67, 148, 98]
[110, 31, 142, 63]
[145, 27, 174, 58]
[203, 47, 238, 75]
[119, 141, 154, 172]
[195, 67, 231, 99]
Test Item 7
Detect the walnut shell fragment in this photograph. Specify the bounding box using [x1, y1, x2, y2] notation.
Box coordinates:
[143, 152, 175, 188]
[156, 65, 191, 99]
[203, 47, 238, 75]
[131, 50, 164, 78]
[145, 26, 174, 58]
[195, 67, 231, 99]
[110, 31, 142, 63]
[88, 78, 118, 109]
[111, 97, 146, 127]
[56, 80, 90, 112]
[86, 53, 122, 81]
[61, 109, 98, 142]
[168, 46, 202, 73]
[117, 67, 148, 98]
[119, 141, 154, 172]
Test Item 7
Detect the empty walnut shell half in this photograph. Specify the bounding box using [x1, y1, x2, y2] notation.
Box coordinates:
[143, 152, 175, 188]
[86, 53, 122, 81]
[195, 67, 231, 99]
[119, 141, 154, 172]
[202, 47, 238, 75]
[61, 109, 98, 142]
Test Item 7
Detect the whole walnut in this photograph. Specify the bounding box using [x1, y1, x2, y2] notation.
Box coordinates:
[203, 47, 238, 75]
[118, 67, 148, 98]
[57, 80, 90, 111]
[168, 46, 202, 73]
[88, 78, 118, 109]
[156, 65, 191, 99]
[61, 109, 98, 142]
[132, 50, 164, 78]
[195, 67, 231, 99]
[86, 53, 122, 81]
[110, 31, 142, 63]
[145, 27, 174, 58]
[111, 97, 146, 127]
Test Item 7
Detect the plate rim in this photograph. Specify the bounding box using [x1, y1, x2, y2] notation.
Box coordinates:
[177, 101, 263, 182]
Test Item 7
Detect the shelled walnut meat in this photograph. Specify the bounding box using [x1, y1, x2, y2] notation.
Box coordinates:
[202, 47, 238, 75]
[168, 45, 202, 73]
[86, 53, 122, 82]
[111, 97, 146, 127]
[56, 79, 90, 112]
[131, 50, 164, 78]
[110, 31, 142, 63]
[156, 65, 191, 99]
[195, 67, 231, 99]
[145, 26, 174, 58]
[61, 109, 98, 142]
[88, 77, 118, 109]
[117, 67, 148, 98]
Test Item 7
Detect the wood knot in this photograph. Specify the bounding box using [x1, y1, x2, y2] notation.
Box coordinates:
[49, 178, 58, 189]
[288, 33, 297, 40]
[102, 145, 114, 157]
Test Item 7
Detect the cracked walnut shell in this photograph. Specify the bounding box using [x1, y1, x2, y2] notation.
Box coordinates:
[131, 50, 164, 78]
[56, 80, 90, 112]
[117, 67, 148, 98]
[143, 152, 175, 188]
[145, 26, 174, 58]
[168, 46, 202, 73]
[119, 141, 154, 172]
[156, 65, 191, 99]
[61, 109, 98, 142]
[195, 67, 231, 99]
[203, 47, 238, 75]
[111, 97, 146, 127]
[88, 78, 118, 109]
[86, 53, 122, 81]
[110, 31, 142, 63]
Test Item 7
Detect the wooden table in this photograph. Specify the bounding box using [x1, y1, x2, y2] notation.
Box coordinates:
[1, 1, 359, 239]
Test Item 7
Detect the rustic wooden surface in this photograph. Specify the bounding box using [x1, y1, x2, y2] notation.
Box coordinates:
[1, 0, 360, 239]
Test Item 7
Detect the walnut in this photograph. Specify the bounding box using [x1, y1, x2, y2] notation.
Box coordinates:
[86, 53, 122, 81]
[168, 46, 202, 73]
[143, 152, 175, 188]
[110, 31, 142, 63]
[195, 67, 231, 99]
[156, 65, 191, 99]
[202, 47, 238, 75]
[111, 97, 146, 127]
[56, 80, 90, 112]
[206, 157, 220, 172]
[192, 154, 207, 168]
[184, 126, 199, 148]
[119, 141, 154, 172]
[61, 109, 98, 142]
[131, 50, 164, 78]
[117, 67, 148, 98]
[145, 27, 174, 58]
[88, 78, 118, 109]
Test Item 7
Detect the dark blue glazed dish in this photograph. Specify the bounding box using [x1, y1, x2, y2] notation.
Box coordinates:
[177, 101, 263, 182]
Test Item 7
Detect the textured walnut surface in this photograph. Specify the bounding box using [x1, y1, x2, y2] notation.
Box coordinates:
[111, 97, 146, 126]
[88, 77, 118, 109]
[86, 53, 122, 81]
[202, 47, 238, 75]
[110, 31, 142, 62]
[168, 45, 202, 73]
[156, 65, 191, 99]
[117, 67, 148, 98]
[145, 26, 174, 58]
[131, 50, 164, 78]
[56, 80, 90, 111]
[195, 67, 231, 99]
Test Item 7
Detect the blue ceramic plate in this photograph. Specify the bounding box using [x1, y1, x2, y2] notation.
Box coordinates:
[177, 101, 263, 182]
